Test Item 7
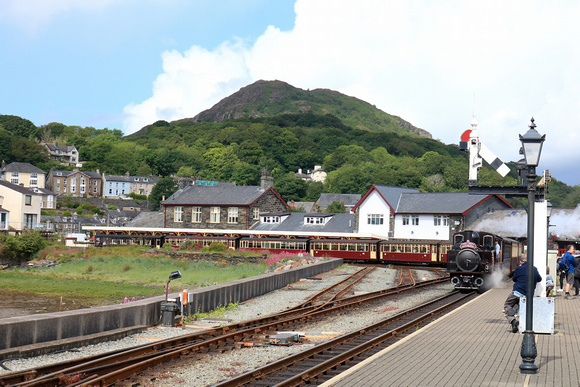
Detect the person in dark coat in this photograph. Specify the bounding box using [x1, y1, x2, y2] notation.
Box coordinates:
[563, 245, 577, 298]
[504, 255, 542, 333]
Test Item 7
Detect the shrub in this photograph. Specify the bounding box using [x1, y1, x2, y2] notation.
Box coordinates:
[2, 231, 47, 262]
[108, 205, 117, 210]
[76, 207, 84, 216]
[62, 211, 72, 217]
[204, 242, 228, 252]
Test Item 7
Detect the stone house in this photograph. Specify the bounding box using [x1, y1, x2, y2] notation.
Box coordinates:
[162, 184, 288, 230]
[41, 142, 80, 166]
[47, 169, 102, 197]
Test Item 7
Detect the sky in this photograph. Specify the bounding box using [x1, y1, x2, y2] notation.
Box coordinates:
[1, 0, 579, 186]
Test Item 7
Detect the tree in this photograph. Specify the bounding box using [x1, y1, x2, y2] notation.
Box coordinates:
[10, 138, 49, 164]
[325, 201, 346, 213]
[149, 176, 179, 211]
[273, 173, 308, 202]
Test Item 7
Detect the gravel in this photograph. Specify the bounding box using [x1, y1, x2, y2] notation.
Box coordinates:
[0, 265, 453, 387]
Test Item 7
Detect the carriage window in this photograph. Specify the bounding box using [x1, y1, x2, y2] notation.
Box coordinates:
[483, 236, 493, 247]
[405, 245, 412, 253]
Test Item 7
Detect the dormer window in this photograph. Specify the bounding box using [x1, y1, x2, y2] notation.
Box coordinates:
[261, 215, 280, 224]
[305, 215, 331, 225]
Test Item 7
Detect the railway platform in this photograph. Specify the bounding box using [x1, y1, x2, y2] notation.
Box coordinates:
[321, 286, 578, 387]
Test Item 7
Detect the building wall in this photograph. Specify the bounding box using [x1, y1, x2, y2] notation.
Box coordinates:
[0, 186, 41, 230]
[3, 171, 46, 189]
[163, 189, 287, 230]
[49, 172, 102, 198]
[394, 213, 453, 240]
[356, 190, 390, 236]
[104, 181, 131, 198]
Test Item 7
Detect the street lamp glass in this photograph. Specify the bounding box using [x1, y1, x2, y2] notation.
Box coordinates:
[519, 119, 545, 167]
[547, 201, 553, 217]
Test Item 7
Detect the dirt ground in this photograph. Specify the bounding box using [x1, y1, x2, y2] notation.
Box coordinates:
[0, 292, 114, 319]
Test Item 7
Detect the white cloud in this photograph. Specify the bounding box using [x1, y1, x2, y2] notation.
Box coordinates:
[123, 0, 580, 184]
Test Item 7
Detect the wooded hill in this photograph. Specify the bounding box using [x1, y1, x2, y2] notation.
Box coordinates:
[0, 80, 578, 207]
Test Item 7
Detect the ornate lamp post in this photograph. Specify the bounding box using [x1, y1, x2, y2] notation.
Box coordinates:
[519, 118, 545, 374]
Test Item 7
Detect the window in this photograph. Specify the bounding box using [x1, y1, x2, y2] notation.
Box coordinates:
[402, 215, 410, 225]
[412, 215, 419, 225]
[367, 214, 384, 225]
[174, 206, 183, 222]
[93, 180, 97, 186]
[434, 215, 450, 226]
[253, 207, 260, 220]
[109, 189, 113, 194]
[93, 187, 97, 193]
[30, 173, 38, 187]
[192, 207, 202, 223]
[434, 215, 441, 226]
[228, 207, 239, 223]
[57, 178, 61, 184]
[262, 216, 280, 223]
[306, 217, 324, 224]
[11, 172, 19, 184]
[210, 207, 220, 223]
[25, 195, 32, 205]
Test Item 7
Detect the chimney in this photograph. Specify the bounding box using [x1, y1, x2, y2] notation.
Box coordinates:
[260, 168, 274, 190]
[96, 169, 100, 174]
[125, 171, 130, 177]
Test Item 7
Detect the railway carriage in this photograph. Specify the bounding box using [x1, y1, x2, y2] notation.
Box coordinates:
[87, 226, 461, 266]
[310, 239, 378, 261]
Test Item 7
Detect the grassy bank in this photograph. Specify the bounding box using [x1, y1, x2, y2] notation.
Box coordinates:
[0, 246, 269, 303]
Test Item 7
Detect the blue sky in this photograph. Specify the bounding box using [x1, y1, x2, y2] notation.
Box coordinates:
[1, 0, 580, 186]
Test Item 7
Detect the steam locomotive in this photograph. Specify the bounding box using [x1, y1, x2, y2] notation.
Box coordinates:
[447, 230, 523, 291]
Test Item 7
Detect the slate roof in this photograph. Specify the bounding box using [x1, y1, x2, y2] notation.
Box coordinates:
[292, 201, 316, 212]
[250, 213, 354, 233]
[162, 185, 273, 206]
[0, 180, 38, 195]
[317, 193, 361, 207]
[127, 211, 165, 227]
[51, 170, 101, 178]
[353, 185, 419, 213]
[31, 187, 56, 195]
[45, 144, 76, 152]
[396, 192, 498, 214]
[1, 162, 45, 174]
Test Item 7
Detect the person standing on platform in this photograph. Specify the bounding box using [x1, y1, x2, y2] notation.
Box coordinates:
[563, 245, 577, 299]
[557, 254, 567, 292]
[504, 255, 542, 333]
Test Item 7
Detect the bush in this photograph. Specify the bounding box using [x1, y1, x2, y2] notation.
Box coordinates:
[1, 231, 47, 263]
[62, 211, 72, 217]
[108, 205, 117, 210]
[76, 207, 84, 216]
[204, 242, 228, 252]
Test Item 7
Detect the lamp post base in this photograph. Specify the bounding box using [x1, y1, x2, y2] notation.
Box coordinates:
[519, 330, 538, 374]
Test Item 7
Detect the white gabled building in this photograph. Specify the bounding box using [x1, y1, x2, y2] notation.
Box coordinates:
[352, 185, 419, 237]
[353, 185, 513, 240]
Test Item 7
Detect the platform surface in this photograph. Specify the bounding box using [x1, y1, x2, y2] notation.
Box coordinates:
[321, 286, 578, 387]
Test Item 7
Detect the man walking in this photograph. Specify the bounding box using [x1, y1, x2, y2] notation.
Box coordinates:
[504, 255, 542, 333]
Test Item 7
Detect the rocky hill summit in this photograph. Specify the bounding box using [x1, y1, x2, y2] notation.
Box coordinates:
[179, 80, 431, 138]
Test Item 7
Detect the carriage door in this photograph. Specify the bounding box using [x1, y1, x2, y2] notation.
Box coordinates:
[431, 244, 437, 262]
[370, 243, 377, 260]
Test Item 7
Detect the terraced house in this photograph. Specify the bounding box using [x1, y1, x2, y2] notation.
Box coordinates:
[47, 169, 102, 197]
[162, 183, 288, 230]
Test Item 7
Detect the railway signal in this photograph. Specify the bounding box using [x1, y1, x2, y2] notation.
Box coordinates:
[459, 114, 510, 185]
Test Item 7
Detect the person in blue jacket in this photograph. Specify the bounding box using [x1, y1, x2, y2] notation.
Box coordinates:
[504, 254, 542, 333]
[563, 245, 577, 298]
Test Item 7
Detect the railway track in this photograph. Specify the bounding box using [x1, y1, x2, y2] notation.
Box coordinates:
[0, 268, 449, 387]
[213, 290, 476, 386]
